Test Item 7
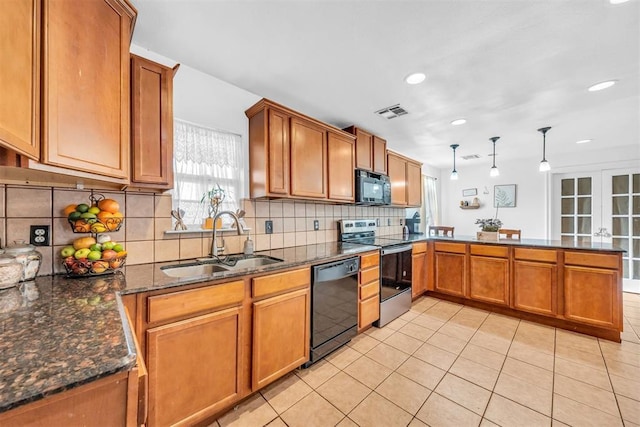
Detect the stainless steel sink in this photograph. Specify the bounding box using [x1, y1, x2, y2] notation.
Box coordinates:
[161, 255, 284, 278]
[161, 263, 230, 278]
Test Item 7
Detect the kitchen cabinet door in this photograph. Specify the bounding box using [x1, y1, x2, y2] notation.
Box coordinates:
[406, 160, 422, 207]
[412, 242, 427, 299]
[469, 256, 509, 305]
[147, 307, 243, 426]
[0, 0, 40, 159]
[267, 108, 291, 195]
[564, 265, 620, 328]
[327, 131, 355, 202]
[434, 252, 466, 297]
[354, 128, 373, 170]
[372, 135, 387, 174]
[131, 55, 179, 189]
[513, 260, 557, 316]
[252, 288, 310, 390]
[290, 116, 327, 198]
[387, 152, 407, 206]
[42, 0, 134, 179]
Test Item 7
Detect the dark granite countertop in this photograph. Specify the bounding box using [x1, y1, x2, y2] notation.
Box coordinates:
[0, 241, 377, 413]
[423, 234, 625, 252]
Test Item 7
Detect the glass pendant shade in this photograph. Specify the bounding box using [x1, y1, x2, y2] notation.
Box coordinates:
[538, 127, 552, 173]
[489, 136, 500, 178]
[450, 144, 459, 180]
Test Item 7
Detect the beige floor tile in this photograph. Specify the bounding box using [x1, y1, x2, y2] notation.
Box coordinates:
[493, 372, 552, 416]
[438, 322, 476, 342]
[397, 322, 436, 342]
[217, 394, 278, 427]
[460, 343, 506, 371]
[348, 333, 379, 354]
[508, 341, 555, 371]
[295, 360, 339, 389]
[413, 342, 457, 371]
[501, 357, 554, 390]
[427, 331, 468, 354]
[385, 317, 409, 331]
[555, 344, 607, 371]
[424, 302, 462, 322]
[415, 392, 482, 427]
[396, 356, 446, 390]
[606, 358, 640, 382]
[480, 418, 500, 427]
[336, 417, 358, 427]
[551, 420, 571, 427]
[316, 372, 371, 414]
[348, 392, 413, 427]
[383, 331, 423, 355]
[325, 345, 361, 370]
[435, 373, 491, 415]
[375, 372, 431, 414]
[364, 325, 395, 341]
[552, 393, 624, 427]
[554, 357, 612, 391]
[411, 313, 445, 331]
[556, 329, 602, 356]
[407, 418, 429, 427]
[600, 340, 640, 368]
[484, 394, 550, 427]
[260, 373, 313, 414]
[280, 392, 344, 427]
[265, 418, 287, 427]
[343, 356, 393, 389]
[399, 309, 422, 322]
[512, 332, 556, 355]
[469, 331, 512, 355]
[450, 357, 500, 391]
[609, 373, 640, 401]
[617, 394, 640, 424]
[365, 342, 409, 370]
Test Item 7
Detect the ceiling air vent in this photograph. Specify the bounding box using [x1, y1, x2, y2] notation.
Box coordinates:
[374, 104, 408, 119]
[461, 154, 481, 160]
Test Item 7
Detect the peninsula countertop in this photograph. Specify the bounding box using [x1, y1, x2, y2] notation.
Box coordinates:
[0, 241, 377, 413]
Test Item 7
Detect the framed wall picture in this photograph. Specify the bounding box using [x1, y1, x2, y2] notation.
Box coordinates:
[494, 184, 517, 207]
[462, 188, 477, 197]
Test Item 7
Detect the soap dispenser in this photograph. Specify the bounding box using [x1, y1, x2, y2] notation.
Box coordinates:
[243, 235, 254, 256]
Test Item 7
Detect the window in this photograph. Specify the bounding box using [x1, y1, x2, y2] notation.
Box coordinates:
[173, 119, 244, 227]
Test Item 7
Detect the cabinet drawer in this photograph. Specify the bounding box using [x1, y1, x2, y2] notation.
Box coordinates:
[514, 248, 557, 263]
[361, 251, 380, 269]
[252, 268, 310, 299]
[359, 266, 379, 285]
[412, 242, 427, 254]
[470, 244, 508, 258]
[147, 280, 244, 324]
[359, 295, 380, 327]
[360, 281, 380, 300]
[564, 251, 619, 269]
[434, 242, 466, 254]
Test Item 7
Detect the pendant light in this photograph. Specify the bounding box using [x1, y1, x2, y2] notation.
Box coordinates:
[489, 136, 500, 177]
[450, 144, 459, 180]
[538, 126, 552, 172]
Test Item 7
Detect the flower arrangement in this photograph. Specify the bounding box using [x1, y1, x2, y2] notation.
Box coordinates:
[475, 218, 503, 232]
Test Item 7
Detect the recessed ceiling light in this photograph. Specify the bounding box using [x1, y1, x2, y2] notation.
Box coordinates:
[451, 118, 467, 126]
[405, 73, 426, 85]
[576, 139, 592, 144]
[588, 80, 617, 92]
[610, 0, 629, 4]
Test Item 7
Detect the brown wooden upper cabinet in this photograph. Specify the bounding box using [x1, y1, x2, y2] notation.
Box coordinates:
[343, 126, 387, 174]
[246, 98, 355, 202]
[130, 54, 179, 189]
[0, 0, 40, 160]
[387, 150, 422, 207]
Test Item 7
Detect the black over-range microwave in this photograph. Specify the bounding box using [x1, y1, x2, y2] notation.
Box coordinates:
[355, 169, 391, 205]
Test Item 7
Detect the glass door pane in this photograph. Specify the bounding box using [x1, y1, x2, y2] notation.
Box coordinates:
[558, 177, 593, 245]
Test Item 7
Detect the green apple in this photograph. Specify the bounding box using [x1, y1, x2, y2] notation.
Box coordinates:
[87, 250, 102, 261]
[89, 243, 102, 252]
[68, 211, 82, 221]
[74, 248, 91, 259]
[102, 241, 115, 250]
[60, 246, 76, 258]
[112, 243, 124, 252]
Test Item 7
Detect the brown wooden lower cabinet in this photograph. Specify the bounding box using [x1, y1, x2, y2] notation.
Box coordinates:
[434, 252, 466, 297]
[412, 242, 427, 299]
[564, 265, 620, 328]
[469, 256, 509, 306]
[359, 251, 380, 330]
[513, 260, 557, 316]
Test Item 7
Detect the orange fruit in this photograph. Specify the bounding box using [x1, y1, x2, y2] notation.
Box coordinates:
[74, 220, 91, 233]
[97, 211, 113, 220]
[97, 199, 120, 214]
[112, 211, 124, 218]
[63, 204, 77, 216]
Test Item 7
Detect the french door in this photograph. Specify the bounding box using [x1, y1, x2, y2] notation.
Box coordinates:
[552, 168, 640, 293]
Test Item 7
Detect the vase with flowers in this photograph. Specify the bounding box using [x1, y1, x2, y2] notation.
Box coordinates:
[475, 207, 502, 241]
[201, 184, 225, 229]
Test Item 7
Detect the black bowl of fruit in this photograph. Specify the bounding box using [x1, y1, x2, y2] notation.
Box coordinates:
[61, 236, 127, 277]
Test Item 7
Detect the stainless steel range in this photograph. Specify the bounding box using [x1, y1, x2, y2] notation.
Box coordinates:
[339, 219, 413, 327]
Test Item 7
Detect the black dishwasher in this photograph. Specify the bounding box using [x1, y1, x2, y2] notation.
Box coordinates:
[303, 256, 360, 368]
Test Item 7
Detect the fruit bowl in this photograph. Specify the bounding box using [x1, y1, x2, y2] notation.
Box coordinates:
[67, 217, 123, 233]
[64, 195, 124, 234]
[62, 255, 127, 277]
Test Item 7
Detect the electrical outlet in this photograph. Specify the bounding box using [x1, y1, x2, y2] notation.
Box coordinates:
[265, 220, 273, 234]
[30, 225, 49, 246]
[313, 219, 320, 231]
[376, 218, 380, 227]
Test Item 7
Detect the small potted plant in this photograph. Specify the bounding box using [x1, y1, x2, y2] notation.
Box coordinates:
[475, 217, 503, 241]
[201, 184, 225, 229]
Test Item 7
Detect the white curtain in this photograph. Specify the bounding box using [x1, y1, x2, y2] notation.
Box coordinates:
[423, 176, 439, 228]
[173, 119, 244, 226]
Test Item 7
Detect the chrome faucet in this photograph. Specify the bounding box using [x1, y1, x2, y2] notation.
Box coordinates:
[210, 210, 244, 258]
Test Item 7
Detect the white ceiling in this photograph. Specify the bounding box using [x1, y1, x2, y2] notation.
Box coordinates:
[131, 0, 639, 170]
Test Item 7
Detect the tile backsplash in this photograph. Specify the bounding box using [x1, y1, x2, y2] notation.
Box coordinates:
[0, 184, 405, 277]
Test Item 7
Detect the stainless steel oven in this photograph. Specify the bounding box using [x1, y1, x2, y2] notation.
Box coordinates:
[375, 243, 412, 327]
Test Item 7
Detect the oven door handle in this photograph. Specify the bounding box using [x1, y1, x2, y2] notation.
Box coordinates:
[381, 244, 413, 255]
